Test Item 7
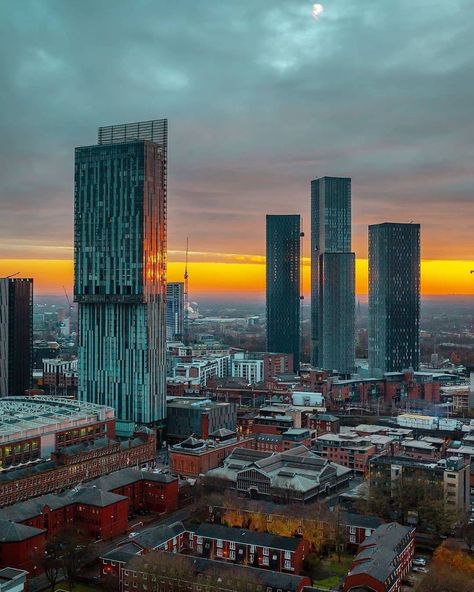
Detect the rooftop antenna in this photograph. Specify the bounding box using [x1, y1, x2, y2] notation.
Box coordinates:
[184, 238, 189, 345]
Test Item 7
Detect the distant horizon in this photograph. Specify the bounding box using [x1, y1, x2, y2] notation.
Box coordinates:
[2, 256, 473, 298]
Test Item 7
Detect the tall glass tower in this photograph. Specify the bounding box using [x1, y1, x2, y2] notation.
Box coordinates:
[166, 282, 184, 341]
[0, 277, 33, 396]
[311, 176, 355, 374]
[368, 223, 420, 374]
[266, 215, 301, 370]
[74, 119, 167, 431]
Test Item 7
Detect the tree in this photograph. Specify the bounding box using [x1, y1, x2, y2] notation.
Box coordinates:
[58, 528, 90, 592]
[42, 537, 63, 592]
[418, 541, 474, 592]
[361, 474, 459, 534]
[461, 522, 474, 553]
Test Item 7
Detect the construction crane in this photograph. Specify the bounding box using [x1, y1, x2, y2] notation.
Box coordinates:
[184, 238, 189, 345]
[62, 286, 75, 335]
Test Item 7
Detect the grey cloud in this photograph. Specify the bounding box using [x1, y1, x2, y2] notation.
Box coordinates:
[0, 0, 473, 263]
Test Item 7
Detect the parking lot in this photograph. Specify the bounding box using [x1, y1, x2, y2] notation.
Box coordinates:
[401, 554, 430, 591]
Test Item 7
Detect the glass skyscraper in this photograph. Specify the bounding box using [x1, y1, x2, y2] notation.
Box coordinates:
[368, 223, 420, 374]
[266, 215, 301, 370]
[0, 277, 33, 396]
[74, 119, 167, 430]
[311, 176, 355, 374]
[166, 282, 184, 342]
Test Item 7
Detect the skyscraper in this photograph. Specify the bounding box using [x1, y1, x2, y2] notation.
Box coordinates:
[266, 215, 301, 369]
[368, 223, 420, 374]
[74, 119, 167, 431]
[166, 282, 184, 342]
[0, 277, 33, 396]
[311, 176, 355, 374]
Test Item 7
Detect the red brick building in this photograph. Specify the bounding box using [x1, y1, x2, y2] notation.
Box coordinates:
[0, 520, 45, 575]
[0, 430, 156, 507]
[0, 469, 179, 575]
[309, 413, 340, 435]
[314, 432, 399, 474]
[191, 523, 309, 573]
[343, 523, 415, 592]
[169, 432, 254, 478]
[103, 550, 311, 592]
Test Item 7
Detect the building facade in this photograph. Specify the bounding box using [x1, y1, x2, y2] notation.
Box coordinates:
[166, 282, 184, 341]
[311, 177, 355, 374]
[74, 119, 167, 429]
[266, 215, 301, 370]
[0, 278, 33, 397]
[166, 397, 237, 442]
[368, 223, 420, 374]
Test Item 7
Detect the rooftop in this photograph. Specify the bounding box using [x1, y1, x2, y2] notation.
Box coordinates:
[0, 396, 114, 443]
[195, 523, 302, 551]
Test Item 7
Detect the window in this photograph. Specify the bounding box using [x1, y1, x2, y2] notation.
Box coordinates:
[263, 547, 269, 556]
[349, 527, 356, 534]
[217, 539, 223, 548]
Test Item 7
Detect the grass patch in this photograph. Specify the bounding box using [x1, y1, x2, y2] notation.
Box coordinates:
[313, 575, 340, 588]
[310, 553, 353, 589]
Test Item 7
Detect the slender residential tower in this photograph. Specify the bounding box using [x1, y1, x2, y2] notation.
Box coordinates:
[311, 176, 355, 375]
[166, 282, 184, 341]
[0, 277, 33, 396]
[74, 119, 167, 433]
[368, 223, 420, 374]
[266, 215, 301, 370]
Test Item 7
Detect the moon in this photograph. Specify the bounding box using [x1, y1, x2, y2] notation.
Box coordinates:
[312, 3, 324, 19]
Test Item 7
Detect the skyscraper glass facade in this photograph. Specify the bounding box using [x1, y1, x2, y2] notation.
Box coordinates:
[74, 119, 167, 426]
[266, 215, 301, 369]
[166, 282, 184, 341]
[0, 278, 33, 397]
[311, 176, 355, 374]
[368, 223, 420, 374]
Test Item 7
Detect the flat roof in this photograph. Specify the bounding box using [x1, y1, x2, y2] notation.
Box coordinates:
[0, 397, 114, 444]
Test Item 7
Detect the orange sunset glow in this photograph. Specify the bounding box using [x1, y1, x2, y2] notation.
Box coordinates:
[1, 257, 473, 298]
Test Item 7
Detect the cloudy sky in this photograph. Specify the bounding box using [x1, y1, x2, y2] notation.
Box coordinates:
[0, 0, 473, 294]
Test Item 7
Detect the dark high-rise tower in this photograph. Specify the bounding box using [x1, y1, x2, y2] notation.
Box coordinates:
[266, 215, 301, 369]
[166, 282, 184, 341]
[0, 277, 33, 396]
[368, 223, 420, 374]
[74, 119, 167, 431]
[311, 177, 355, 374]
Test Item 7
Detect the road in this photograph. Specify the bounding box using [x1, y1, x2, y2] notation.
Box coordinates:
[29, 502, 197, 592]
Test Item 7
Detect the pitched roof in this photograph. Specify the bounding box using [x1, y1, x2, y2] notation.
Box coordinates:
[132, 522, 185, 550]
[0, 493, 67, 522]
[194, 523, 301, 552]
[69, 486, 127, 507]
[348, 522, 414, 583]
[0, 519, 44, 542]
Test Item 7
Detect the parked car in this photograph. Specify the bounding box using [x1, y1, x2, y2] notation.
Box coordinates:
[413, 557, 427, 566]
[413, 566, 428, 573]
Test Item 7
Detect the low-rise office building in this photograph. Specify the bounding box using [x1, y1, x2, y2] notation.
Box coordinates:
[166, 397, 236, 443]
[169, 430, 254, 478]
[314, 432, 398, 474]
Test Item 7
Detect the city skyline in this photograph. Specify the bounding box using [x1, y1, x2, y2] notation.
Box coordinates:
[1, 1, 473, 297]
